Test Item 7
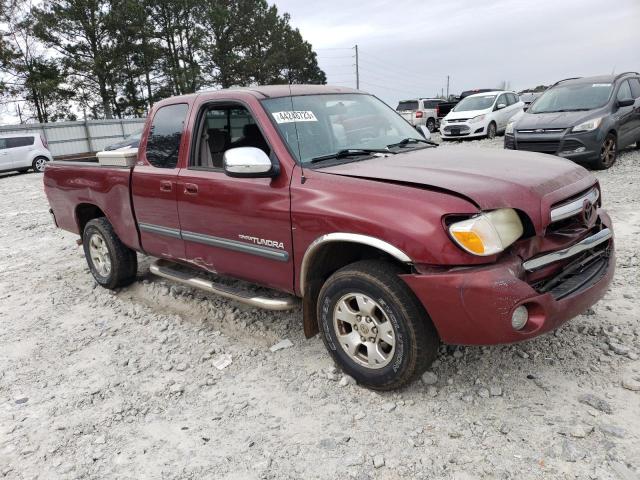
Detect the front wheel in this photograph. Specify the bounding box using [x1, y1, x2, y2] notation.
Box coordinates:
[317, 260, 439, 390]
[32, 156, 49, 173]
[82, 218, 137, 289]
[486, 122, 497, 139]
[593, 133, 617, 170]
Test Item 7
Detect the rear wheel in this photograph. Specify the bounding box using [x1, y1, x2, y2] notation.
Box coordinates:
[486, 122, 497, 139]
[32, 156, 49, 173]
[317, 260, 439, 390]
[593, 133, 617, 170]
[82, 218, 137, 289]
[426, 118, 436, 133]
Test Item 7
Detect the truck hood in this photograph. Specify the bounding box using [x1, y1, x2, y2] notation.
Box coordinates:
[317, 147, 596, 230]
[515, 110, 599, 130]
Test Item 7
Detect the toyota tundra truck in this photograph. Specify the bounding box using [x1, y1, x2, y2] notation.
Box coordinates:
[44, 85, 615, 390]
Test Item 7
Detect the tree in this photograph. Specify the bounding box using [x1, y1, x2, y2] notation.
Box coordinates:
[33, 0, 120, 118]
[201, 0, 325, 88]
[1, 0, 74, 122]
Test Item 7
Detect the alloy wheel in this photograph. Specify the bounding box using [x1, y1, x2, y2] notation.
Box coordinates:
[34, 157, 47, 172]
[333, 293, 396, 369]
[600, 136, 616, 168]
[89, 233, 112, 277]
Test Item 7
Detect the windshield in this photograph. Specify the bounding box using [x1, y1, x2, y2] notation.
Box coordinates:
[396, 100, 418, 111]
[262, 94, 426, 164]
[452, 95, 496, 112]
[529, 83, 613, 113]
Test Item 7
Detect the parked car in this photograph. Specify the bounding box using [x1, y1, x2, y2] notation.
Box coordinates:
[104, 131, 142, 151]
[44, 85, 614, 390]
[520, 92, 542, 111]
[396, 98, 443, 132]
[505, 73, 640, 169]
[436, 89, 495, 121]
[0, 133, 53, 174]
[440, 90, 524, 139]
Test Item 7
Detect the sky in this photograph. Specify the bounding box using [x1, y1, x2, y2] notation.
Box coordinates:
[273, 0, 640, 107]
[1, 0, 638, 124]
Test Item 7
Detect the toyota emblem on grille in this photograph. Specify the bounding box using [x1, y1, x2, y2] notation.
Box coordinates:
[582, 198, 596, 226]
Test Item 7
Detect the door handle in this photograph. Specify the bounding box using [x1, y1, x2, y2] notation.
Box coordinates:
[160, 180, 173, 192]
[184, 183, 198, 195]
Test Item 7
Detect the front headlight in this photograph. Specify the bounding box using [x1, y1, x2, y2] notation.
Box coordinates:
[505, 121, 515, 134]
[448, 208, 524, 256]
[468, 114, 486, 124]
[571, 117, 603, 133]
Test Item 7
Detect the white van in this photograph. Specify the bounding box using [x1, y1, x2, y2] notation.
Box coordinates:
[440, 91, 524, 140]
[0, 134, 54, 173]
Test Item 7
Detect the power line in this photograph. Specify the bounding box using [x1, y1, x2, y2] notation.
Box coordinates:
[357, 66, 431, 92]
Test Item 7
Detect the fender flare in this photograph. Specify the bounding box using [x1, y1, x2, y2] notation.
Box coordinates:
[299, 232, 412, 294]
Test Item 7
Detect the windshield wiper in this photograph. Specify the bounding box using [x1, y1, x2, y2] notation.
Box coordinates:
[310, 148, 393, 164]
[387, 137, 438, 149]
[533, 108, 590, 113]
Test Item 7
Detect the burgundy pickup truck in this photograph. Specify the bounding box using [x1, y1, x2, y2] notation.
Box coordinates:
[44, 85, 615, 390]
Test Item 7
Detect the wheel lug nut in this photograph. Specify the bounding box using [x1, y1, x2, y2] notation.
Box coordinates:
[369, 337, 375, 342]
[366, 317, 372, 323]
[353, 325, 358, 331]
[372, 327, 378, 334]
[360, 336, 366, 342]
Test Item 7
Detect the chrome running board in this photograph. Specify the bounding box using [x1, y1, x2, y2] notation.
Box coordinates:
[149, 259, 297, 311]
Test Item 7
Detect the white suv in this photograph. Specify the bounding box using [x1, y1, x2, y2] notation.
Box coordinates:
[396, 98, 443, 132]
[440, 91, 524, 140]
[0, 133, 53, 173]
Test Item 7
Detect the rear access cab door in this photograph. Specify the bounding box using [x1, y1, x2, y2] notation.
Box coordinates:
[132, 102, 191, 260]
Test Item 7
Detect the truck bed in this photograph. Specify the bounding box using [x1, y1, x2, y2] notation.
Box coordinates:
[44, 161, 141, 251]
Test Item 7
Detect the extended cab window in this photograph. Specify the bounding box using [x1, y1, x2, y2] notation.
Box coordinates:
[146, 103, 188, 169]
[192, 104, 270, 170]
[0, 139, 7, 150]
[6, 136, 35, 148]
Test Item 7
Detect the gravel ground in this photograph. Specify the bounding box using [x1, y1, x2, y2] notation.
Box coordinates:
[1, 137, 639, 480]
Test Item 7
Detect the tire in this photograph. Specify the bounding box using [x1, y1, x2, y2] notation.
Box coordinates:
[317, 260, 439, 390]
[486, 122, 497, 139]
[82, 217, 137, 289]
[426, 118, 436, 133]
[32, 156, 49, 173]
[592, 133, 617, 170]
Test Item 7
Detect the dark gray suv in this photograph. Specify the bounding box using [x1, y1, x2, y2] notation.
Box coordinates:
[504, 72, 640, 169]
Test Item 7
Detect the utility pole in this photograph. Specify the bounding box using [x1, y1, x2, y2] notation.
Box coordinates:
[446, 75, 450, 98]
[354, 44, 360, 89]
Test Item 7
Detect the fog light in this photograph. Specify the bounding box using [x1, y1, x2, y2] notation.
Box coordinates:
[511, 305, 529, 330]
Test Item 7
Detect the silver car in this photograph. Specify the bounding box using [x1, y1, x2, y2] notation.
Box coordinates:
[0, 133, 54, 173]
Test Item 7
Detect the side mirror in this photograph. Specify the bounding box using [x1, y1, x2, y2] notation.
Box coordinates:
[496, 103, 507, 110]
[223, 147, 277, 178]
[617, 98, 634, 108]
[415, 125, 431, 140]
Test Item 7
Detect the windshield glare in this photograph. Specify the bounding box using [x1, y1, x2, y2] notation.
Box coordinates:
[529, 83, 613, 113]
[262, 94, 425, 164]
[452, 95, 496, 112]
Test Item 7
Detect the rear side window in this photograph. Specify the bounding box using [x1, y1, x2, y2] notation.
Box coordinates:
[617, 81, 632, 101]
[396, 101, 418, 111]
[422, 100, 440, 108]
[6, 136, 35, 148]
[509, 93, 519, 105]
[145, 103, 189, 169]
[629, 78, 640, 99]
[0, 139, 6, 150]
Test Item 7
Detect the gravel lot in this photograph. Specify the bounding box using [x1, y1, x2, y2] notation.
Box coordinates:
[1, 137, 639, 480]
